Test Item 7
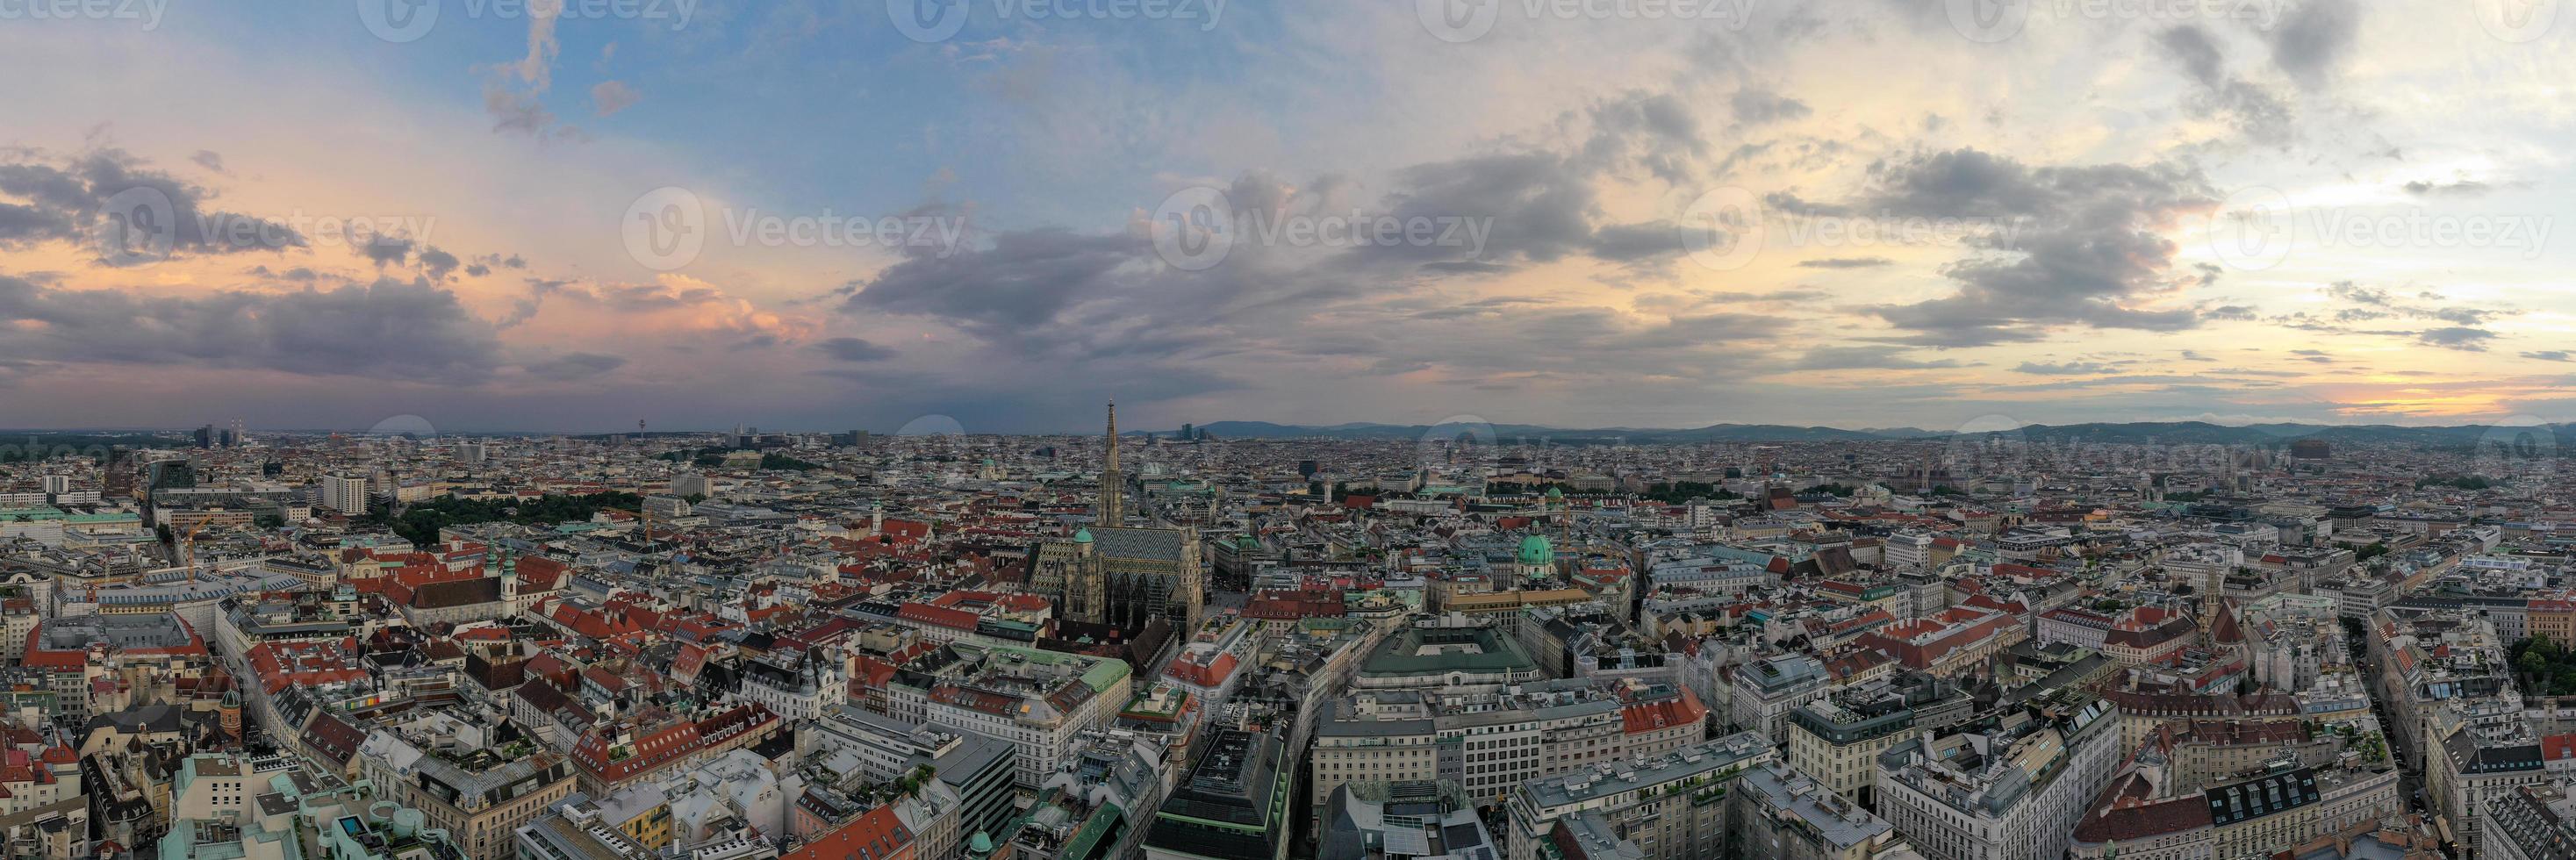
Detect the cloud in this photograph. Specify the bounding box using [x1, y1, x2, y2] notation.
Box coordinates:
[479, 3, 582, 139]
[0, 147, 308, 262]
[2324, 281, 2389, 305]
[2155, 25, 2293, 145]
[417, 246, 461, 281]
[503, 275, 814, 346]
[1796, 256, 1892, 269]
[843, 228, 1138, 338]
[2401, 179, 2495, 197]
[2013, 361, 2116, 375]
[0, 273, 504, 382]
[2269, 0, 2360, 88]
[190, 151, 226, 174]
[522, 352, 628, 380]
[2415, 326, 2494, 351]
[592, 81, 641, 117]
[2523, 350, 2572, 362]
[360, 234, 412, 267]
[1789, 346, 1969, 370]
[1842, 149, 2214, 346]
[1729, 89, 1812, 125]
[814, 336, 896, 362]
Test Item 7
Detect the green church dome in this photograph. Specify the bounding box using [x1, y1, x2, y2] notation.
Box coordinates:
[1518, 534, 1553, 564]
[1073, 527, 1094, 543]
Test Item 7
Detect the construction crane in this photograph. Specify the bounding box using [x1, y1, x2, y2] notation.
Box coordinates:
[180, 519, 211, 581]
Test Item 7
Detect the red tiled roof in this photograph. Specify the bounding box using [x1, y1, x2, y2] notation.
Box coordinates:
[783, 805, 914, 860]
[896, 603, 979, 632]
[1621, 688, 1707, 735]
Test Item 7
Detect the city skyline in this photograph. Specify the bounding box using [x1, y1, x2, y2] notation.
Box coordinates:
[4, 2, 2573, 434]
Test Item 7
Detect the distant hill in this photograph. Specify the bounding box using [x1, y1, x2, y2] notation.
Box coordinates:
[1165, 419, 2570, 449]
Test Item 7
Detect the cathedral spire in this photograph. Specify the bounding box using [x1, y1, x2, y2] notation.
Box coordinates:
[1098, 400, 1126, 526]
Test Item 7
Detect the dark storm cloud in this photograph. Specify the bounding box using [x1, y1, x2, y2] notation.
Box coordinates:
[1577, 92, 1709, 185]
[1836, 149, 2214, 347]
[1353, 92, 1723, 271]
[2269, 0, 2359, 88]
[1360, 153, 1602, 267]
[2157, 25, 2225, 85]
[360, 234, 413, 267]
[1729, 89, 1812, 125]
[843, 228, 1139, 337]
[522, 351, 628, 380]
[1585, 221, 1705, 262]
[0, 273, 504, 381]
[0, 147, 308, 262]
[2155, 25, 2293, 145]
[417, 247, 461, 280]
[814, 337, 897, 362]
[2415, 326, 2494, 351]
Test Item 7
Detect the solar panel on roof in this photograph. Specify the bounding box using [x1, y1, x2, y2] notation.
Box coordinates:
[1381, 828, 1432, 856]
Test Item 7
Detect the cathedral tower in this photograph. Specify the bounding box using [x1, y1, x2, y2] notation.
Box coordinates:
[1097, 401, 1126, 527]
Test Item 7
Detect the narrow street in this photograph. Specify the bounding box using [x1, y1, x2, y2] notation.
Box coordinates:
[2347, 618, 2432, 820]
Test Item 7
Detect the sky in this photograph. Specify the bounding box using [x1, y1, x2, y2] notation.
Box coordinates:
[2, 0, 2573, 434]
